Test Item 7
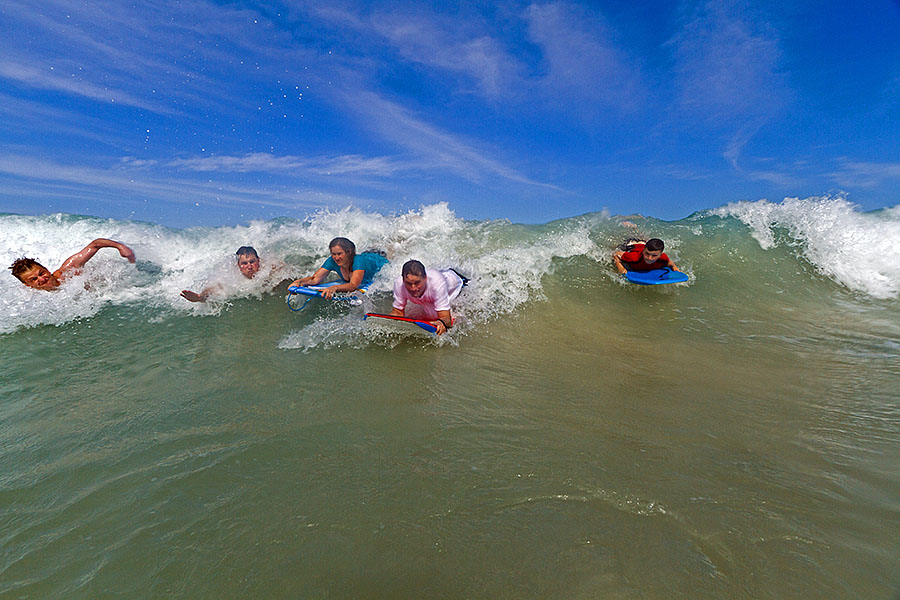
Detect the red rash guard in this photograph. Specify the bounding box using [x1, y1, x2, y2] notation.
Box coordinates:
[620, 243, 671, 272]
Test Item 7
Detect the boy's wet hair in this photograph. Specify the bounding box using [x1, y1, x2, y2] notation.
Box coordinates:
[8, 257, 43, 282]
[235, 246, 258, 260]
[402, 260, 426, 278]
[645, 238, 665, 252]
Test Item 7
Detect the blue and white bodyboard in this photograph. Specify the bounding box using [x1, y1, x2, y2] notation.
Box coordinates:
[286, 281, 370, 311]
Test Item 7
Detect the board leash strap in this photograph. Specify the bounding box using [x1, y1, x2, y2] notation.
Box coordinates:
[286, 290, 315, 311]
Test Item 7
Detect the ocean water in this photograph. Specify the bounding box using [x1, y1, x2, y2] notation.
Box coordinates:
[1, 198, 898, 598]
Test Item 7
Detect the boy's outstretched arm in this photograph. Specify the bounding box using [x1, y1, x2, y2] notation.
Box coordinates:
[181, 288, 212, 303]
[57, 238, 136, 274]
[612, 251, 628, 274]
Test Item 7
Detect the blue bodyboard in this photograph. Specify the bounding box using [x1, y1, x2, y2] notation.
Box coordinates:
[624, 268, 689, 285]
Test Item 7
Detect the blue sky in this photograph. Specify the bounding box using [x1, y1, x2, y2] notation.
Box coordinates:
[1, 0, 898, 227]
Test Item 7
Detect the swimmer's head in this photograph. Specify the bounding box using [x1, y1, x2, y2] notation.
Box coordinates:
[642, 239, 665, 264]
[235, 246, 260, 278]
[401, 260, 426, 279]
[235, 246, 258, 259]
[328, 237, 356, 268]
[401, 260, 427, 297]
[9, 258, 60, 290]
[645, 239, 664, 252]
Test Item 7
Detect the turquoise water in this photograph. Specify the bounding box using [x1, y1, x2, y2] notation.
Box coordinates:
[1, 198, 899, 598]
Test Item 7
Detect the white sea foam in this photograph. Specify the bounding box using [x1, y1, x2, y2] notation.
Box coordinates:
[716, 196, 900, 299]
[0, 213, 302, 332]
[278, 203, 600, 349]
[1, 204, 603, 337]
[5, 198, 895, 337]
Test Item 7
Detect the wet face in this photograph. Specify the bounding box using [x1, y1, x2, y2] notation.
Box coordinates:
[641, 248, 663, 264]
[403, 273, 427, 297]
[20, 265, 60, 290]
[330, 246, 348, 267]
[237, 254, 260, 278]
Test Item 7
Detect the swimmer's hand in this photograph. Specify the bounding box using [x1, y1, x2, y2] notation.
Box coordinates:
[181, 289, 208, 303]
[119, 246, 136, 263]
[290, 277, 315, 288]
[432, 320, 447, 335]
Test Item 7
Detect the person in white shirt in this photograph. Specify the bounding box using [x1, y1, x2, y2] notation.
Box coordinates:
[390, 260, 467, 335]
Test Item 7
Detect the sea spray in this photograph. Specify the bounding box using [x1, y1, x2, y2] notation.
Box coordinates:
[2, 197, 898, 337]
[716, 195, 900, 299]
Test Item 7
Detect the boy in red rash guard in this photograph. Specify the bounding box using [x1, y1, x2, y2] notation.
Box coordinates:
[613, 238, 681, 274]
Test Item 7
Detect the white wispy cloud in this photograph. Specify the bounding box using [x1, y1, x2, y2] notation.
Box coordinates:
[0, 0, 307, 119]
[298, 3, 523, 100]
[669, 0, 788, 121]
[370, 12, 519, 99]
[340, 90, 561, 189]
[0, 154, 367, 212]
[169, 153, 412, 177]
[524, 2, 642, 110]
[0, 92, 132, 148]
[831, 159, 900, 188]
[723, 126, 796, 186]
[0, 60, 162, 112]
[306, 1, 642, 112]
[665, 1, 795, 187]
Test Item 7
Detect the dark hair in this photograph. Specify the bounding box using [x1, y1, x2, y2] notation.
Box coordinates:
[402, 260, 426, 278]
[645, 238, 664, 252]
[235, 246, 258, 260]
[329, 237, 356, 271]
[9, 257, 43, 282]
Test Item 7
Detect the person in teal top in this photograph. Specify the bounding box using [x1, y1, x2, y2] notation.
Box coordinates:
[290, 237, 388, 299]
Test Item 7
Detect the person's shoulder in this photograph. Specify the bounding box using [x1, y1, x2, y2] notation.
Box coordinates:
[359, 251, 388, 265]
[430, 269, 451, 290]
[360, 249, 387, 258]
[435, 268, 457, 282]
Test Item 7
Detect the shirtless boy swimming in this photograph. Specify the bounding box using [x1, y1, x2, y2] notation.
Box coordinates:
[9, 238, 136, 290]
